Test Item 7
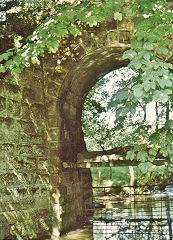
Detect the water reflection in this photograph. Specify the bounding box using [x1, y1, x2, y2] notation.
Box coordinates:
[60, 186, 173, 240]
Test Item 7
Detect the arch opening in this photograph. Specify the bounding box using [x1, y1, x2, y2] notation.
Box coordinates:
[82, 66, 173, 153]
[81, 65, 173, 187]
[82, 66, 138, 152]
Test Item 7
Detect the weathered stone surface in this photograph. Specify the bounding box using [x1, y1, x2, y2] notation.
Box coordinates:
[59, 168, 92, 234]
[1, 18, 134, 239]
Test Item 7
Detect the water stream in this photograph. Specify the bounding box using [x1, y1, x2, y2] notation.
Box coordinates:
[60, 186, 173, 240]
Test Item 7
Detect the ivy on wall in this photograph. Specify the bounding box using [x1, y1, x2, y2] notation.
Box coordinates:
[0, 0, 173, 167]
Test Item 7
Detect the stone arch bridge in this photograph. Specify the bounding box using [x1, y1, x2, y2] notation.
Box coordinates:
[0, 18, 170, 240]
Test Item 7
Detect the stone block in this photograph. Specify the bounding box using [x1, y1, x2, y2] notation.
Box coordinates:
[47, 128, 60, 142]
[0, 96, 7, 117]
[47, 115, 60, 128]
[21, 102, 31, 120]
[19, 120, 37, 135]
[23, 87, 43, 104]
[16, 144, 33, 156]
[0, 172, 23, 186]
[45, 99, 57, 116]
[63, 102, 77, 119]
[0, 123, 21, 144]
[45, 82, 61, 98]
[0, 195, 50, 213]
[8, 99, 21, 117]
[0, 143, 15, 155]
[16, 156, 37, 170]
[30, 103, 45, 119]
[65, 91, 80, 108]
[0, 215, 10, 240]
[0, 83, 22, 101]
[50, 174, 60, 186]
[19, 133, 43, 145]
[27, 119, 47, 137]
[37, 160, 49, 172]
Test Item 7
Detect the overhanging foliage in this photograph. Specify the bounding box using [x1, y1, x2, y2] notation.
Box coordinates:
[0, 0, 173, 171]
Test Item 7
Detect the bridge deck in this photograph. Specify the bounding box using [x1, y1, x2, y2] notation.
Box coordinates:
[63, 147, 171, 168]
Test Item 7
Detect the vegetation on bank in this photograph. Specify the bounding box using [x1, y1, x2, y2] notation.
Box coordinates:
[91, 166, 173, 188]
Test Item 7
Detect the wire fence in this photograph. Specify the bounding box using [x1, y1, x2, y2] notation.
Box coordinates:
[84, 184, 173, 240]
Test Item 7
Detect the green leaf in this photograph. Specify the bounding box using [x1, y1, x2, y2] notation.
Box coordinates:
[126, 150, 136, 160]
[0, 65, 6, 73]
[13, 56, 22, 66]
[48, 40, 59, 53]
[115, 88, 129, 102]
[131, 39, 142, 49]
[68, 26, 80, 37]
[116, 107, 123, 118]
[114, 12, 122, 21]
[121, 105, 134, 116]
[143, 81, 151, 92]
[5, 59, 13, 69]
[171, 156, 173, 162]
[153, 89, 172, 102]
[123, 50, 137, 60]
[157, 46, 169, 55]
[137, 151, 148, 162]
[148, 148, 157, 156]
[0, 51, 13, 62]
[143, 52, 151, 61]
[138, 162, 153, 174]
[158, 75, 172, 89]
[165, 120, 173, 129]
[11, 67, 23, 75]
[133, 86, 145, 98]
[123, 6, 136, 17]
[150, 81, 156, 90]
[31, 56, 40, 65]
[130, 60, 142, 70]
[143, 42, 154, 50]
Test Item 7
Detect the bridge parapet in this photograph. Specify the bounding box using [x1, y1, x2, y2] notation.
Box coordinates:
[76, 148, 171, 168]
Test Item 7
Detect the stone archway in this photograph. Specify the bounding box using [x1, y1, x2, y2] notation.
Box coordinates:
[1, 20, 132, 239]
[55, 45, 129, 235]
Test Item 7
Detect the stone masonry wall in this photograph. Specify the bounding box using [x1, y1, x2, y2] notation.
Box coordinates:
[0, 17, 133, 239]
[59, 168, 92, 234]
[0, 71, 52, 240]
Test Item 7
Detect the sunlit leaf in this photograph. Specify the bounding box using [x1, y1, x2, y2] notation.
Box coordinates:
[138, 162, 153, 173]
[126, 150, 136, 160]
[143, 42, 154, 50]
[114, 12, 122, 21]
[157, 46, 169, 55]
[133, 86, 145, 97]
[0, 65, 6, 73]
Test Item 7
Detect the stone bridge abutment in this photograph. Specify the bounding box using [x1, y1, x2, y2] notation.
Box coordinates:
[0, 23, 131, 239]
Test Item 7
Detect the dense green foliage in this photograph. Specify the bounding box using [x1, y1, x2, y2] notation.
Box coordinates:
[1, 0, 173, 170]
[91, 165, 171, 188]
[1, 0, 172, 75]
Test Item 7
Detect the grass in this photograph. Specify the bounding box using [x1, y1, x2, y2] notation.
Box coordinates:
[91, 165, 173, 188]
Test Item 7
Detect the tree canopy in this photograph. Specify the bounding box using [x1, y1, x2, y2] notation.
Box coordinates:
[0, 0, 173, 168]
